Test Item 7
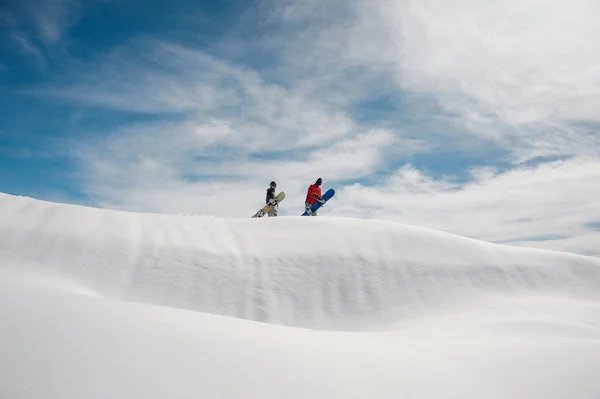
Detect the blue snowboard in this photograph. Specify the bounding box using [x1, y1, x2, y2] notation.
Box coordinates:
[301, 188, 335, 216]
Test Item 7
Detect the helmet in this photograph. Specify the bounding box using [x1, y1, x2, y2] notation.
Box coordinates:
[315, 178, 322, 185]
[270, 181, 276, 187]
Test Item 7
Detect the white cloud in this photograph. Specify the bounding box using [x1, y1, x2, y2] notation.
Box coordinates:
[355, 0, 600, 156]
[332, 157, 600, 256]
[75, 123, 405, 216]
[265, 0, 600, 161]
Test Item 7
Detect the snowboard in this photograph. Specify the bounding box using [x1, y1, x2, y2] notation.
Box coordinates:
[252, 191, 285, 218]
[301, 188, 335, 216]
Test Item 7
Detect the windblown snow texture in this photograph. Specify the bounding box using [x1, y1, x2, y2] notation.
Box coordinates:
[1, 192, 600, 399]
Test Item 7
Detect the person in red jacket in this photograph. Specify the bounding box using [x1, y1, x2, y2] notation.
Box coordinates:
[304, 177, 325, 216]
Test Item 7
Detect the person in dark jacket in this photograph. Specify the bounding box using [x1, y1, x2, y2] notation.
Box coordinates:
[265, 181, 279, 217]
[304, 178, 324, 216]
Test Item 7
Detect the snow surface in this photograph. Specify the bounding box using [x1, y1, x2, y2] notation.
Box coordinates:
[1, 192, 600, 398]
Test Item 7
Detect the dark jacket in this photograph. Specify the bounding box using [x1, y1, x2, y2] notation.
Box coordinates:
[266, 187, 276, 204]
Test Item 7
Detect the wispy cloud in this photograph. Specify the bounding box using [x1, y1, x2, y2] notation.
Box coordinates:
[37, 40, 358, 151]
[27, 0, 80, 45]
[45, 39, 392, 214]
[1, 0, 83, 65]
[11, 34, 46, 67]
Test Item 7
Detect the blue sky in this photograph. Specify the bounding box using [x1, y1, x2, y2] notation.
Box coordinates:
[1, 0, 600, 257]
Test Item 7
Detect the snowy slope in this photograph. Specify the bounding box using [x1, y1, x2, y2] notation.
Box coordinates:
[1, 192, 600, 399]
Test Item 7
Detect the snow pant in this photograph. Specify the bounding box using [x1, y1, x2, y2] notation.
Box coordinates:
[305, 202, 317, 216]
[268, 204, 278, 217]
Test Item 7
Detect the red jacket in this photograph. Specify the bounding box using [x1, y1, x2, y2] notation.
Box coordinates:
[305, 184, 322, 204]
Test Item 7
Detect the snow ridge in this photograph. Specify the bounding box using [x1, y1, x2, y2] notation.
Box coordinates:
[1, 192, 599, 331]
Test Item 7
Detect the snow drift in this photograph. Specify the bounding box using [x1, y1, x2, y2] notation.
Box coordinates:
[1, 193, 599, 330]
[1, 192, 600, 399]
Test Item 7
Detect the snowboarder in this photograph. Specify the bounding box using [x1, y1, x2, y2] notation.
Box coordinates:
[265, 181, 279, 217]
[304, 178, 325, 216]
